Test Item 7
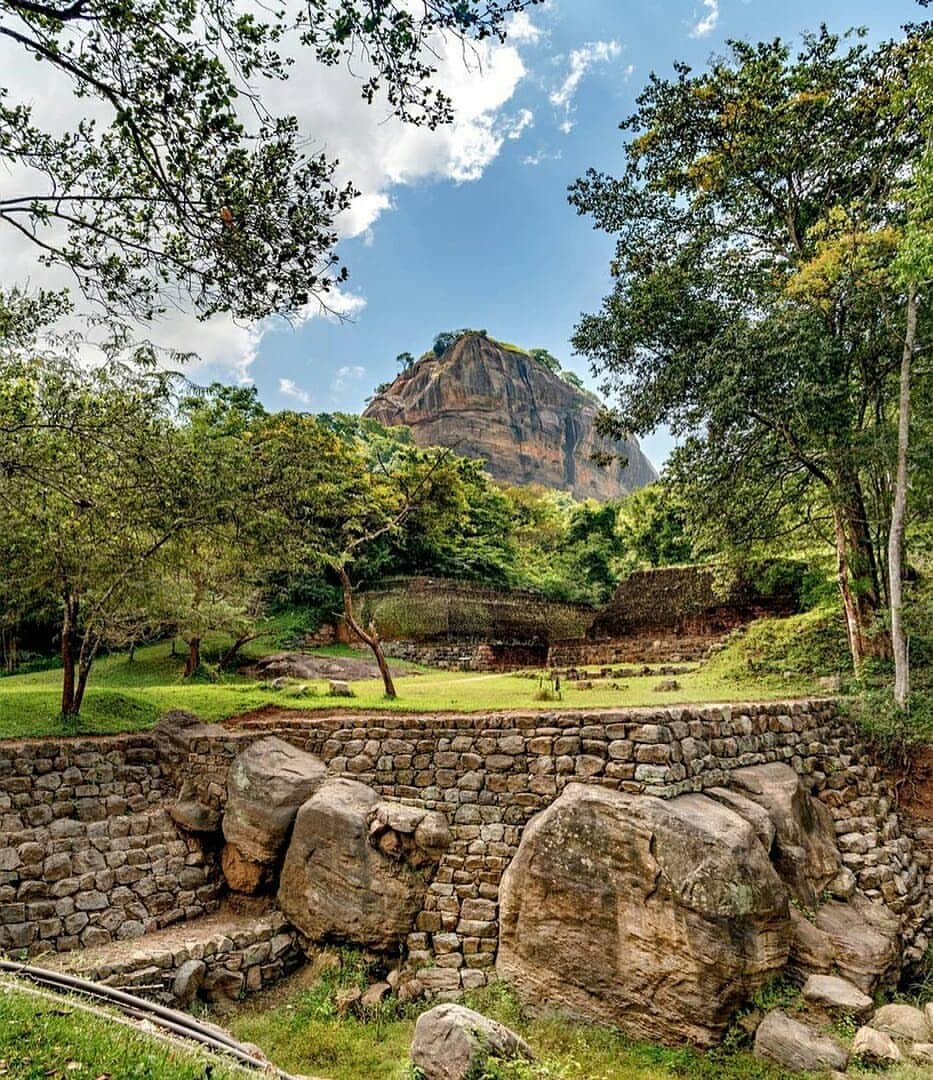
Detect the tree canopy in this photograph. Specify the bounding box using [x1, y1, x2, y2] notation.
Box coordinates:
[0, 0, 537, 320]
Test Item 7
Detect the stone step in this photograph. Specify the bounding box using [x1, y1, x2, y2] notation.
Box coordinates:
[44, 903, 303, 1011]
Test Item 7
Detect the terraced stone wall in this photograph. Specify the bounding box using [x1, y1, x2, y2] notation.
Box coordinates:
[167, 700, 932, 995]
[0, 735, 222, 957]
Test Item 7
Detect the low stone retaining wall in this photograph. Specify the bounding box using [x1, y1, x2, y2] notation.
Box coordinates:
[385, 641, 548, 671]
[548, 635, 719, 667]
[50, 909, 302, 1009]
[4, 702, 931, 1001]
[0, 736, 222, 957]
[166, 700, 932, 994]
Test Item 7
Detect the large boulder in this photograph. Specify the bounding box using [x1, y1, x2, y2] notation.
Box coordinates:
[872, 1003, 931, 1043]
[813, 895, 901, 993]
[753, 1009, 849, 1072]
[496, 784, 791, 1047]
[410, 1004, 533, 1080]
[278, 779, 448, 952]
[728, 763, 841, 907]
[222, 737, 326, 891]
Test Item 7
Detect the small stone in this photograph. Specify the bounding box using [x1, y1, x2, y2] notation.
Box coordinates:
[336, 986, 363, 1017]
[753, 1010, 848, 1072]
[852, 1026, 903, 1065]
[801, 974, 873, 1019]
[872, 1003, 931, 1043]
[328, 680, 354, 698]
[360, 982, 391, 1009]
[411, 1004, 533, 1080]
[172, 959, 207, 1005]
[909, 1043, 933, 1063]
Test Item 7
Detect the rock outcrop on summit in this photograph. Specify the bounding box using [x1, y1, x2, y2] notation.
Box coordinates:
[363, 333, 656, 501]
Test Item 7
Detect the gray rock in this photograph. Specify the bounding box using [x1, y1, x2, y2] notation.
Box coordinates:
[496, 784, 790, 1048]
[328, 679, 354, 697]
[410, 1004, 533, 1080]
[223, 737, 326, 866]
[909, 1042, 933, 1063]
[172, 959, 207, 1005]
[801, 974, 873, 1019]
[729, 763, 841, 907]
[814, 895, 901, 993]
[872, 1003, 931, 1043]
[852, 1025, 903, 1064]
[278, 779, 448, 952]
[169, 790, 220, 835]
[753, 1010, 848, 1072]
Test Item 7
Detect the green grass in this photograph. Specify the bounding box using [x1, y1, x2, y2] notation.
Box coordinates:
[0, 985, 247, 1079]
[0, 633, 825, 740]
[228, 960, 933, 1080]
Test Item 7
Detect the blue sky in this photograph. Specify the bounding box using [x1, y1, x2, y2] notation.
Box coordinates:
[236, 0, 921, 470]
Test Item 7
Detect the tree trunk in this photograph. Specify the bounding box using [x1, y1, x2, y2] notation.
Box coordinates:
[336, 565, 396, 699]
[184, 637, 201, 678]
[889, 283, 916, 709]
[218, 632, 268, 671]
[60, 594, 79, 717]
[832, 469, 888, 675]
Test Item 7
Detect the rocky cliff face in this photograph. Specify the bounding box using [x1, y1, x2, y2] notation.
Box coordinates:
[363, 333, 656, 500]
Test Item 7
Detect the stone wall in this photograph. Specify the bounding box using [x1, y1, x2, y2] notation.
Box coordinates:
[0, 735, 222, 957]
[345, 577, 593, 645]
[588, 563, 800, 640]
[163, 701, 932, 995]
[3, 703, 930, 1000]
[548, 634, 718, 667]
[385, 641, 548, 671]
[51, 909, 303, 1009]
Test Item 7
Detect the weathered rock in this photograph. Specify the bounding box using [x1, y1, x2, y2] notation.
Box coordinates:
[220, 843, 265, 894]
[852, 1026, 903, 1064]
[223, 737, 326, 866]
[705, 787, 776, 852]
[410, 1004, 533, 1080]
[368, 802, 450, 869]
[814, 895, 901, 993]
[909, 1042, 933, 1063]
[364, 332, 656, 501]
[801, 974, 873, 1018]
[753, 1010, 849, 1072]
[360, 982, 392, 1009]
[872, 1003, 931, 1043]
[788, 907, 836, 982]
[729, 763, 841, 906]
[278, 779, 447, 952]
[328, 680, 354, 698]
[168, 781, 220, 835]
[496, 784, 790, 1047]
[172, 959, 207, 1005]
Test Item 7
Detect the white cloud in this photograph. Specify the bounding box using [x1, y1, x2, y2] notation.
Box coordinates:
[549, 41, 622, 134]
[504, 108, 535, 140]
[523, 147, 562, 167]
[507, 11, 543, 44]
[690, 0, 720, 38]
[332, 364, 367, 393]
[0, 20, 533, 381]
[278, 378, 311, 405]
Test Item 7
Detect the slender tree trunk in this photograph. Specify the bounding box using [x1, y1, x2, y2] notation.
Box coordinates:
[218, 632, 268, 671]
[60, 594, 79, 717]
[184, 637, 201, 678]
[832, 467, 888, 674]
[889, 283, 917, 709]
[336, 565, 396, 698]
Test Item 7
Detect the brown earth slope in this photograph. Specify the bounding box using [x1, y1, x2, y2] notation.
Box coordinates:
[363, 333, 657, 500]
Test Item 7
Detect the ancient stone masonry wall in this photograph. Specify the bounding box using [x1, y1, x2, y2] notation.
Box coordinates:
[385, 641, 548, 671]
[0, 735, 222, 957]
[170, 701, 932, 996]
[50, 909, 303, 1009]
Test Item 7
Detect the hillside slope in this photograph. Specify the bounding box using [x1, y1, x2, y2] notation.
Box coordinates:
[364, 333, 657, 500]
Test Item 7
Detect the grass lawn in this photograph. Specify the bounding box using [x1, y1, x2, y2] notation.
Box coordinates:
[227, 956, 931, 1080]
[0, 985, 248, 1079]
[0, 635, 824, 740]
